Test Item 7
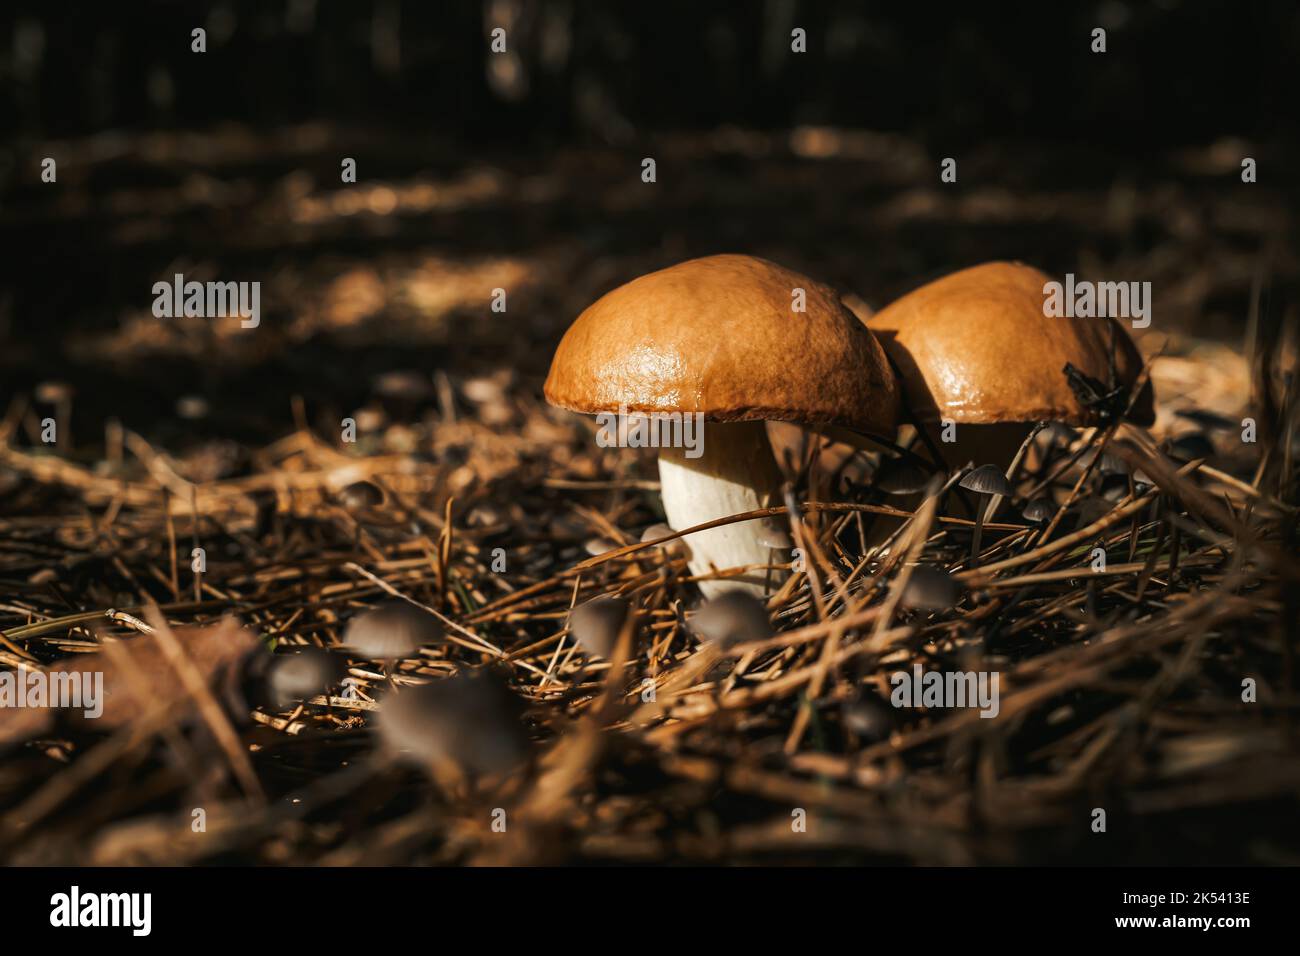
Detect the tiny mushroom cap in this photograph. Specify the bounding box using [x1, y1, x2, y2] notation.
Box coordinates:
[545, 254, 901, 598]
[640, 522, 690, 559]
[868, 262, 1154, 427]
[900, 564, 963, 611]
[378, 670, 528, 777]
[841, 694, 893, 740]
[690, 590, 774, 649]
[567, 595, 630, 659]
[338, 480, 384, 512]
[959, 464, 1013, 498]
[640, 522, 676, 544]
[959, 465, 1012, 563]
[1021, 499, 1055, 524]
[344, 601, 442, 661]
[583, 536, 616, 557]
[266, 647, 346, 708]
[754, 519, 793, 550]
[1080, 447, 1129, 476]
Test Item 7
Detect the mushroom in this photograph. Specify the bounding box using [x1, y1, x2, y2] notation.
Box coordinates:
[1080, 447, 1129, 477]
[343, 601, 442, 686]
[1021, 499, 1055, 524]
[583, 536, 617, 557]
[265, 647, 346, 708]
[640, 522, 690, 562]
[689, 590, 774, 649]
[567, 595, 630, 660]
[841, 693, 892, 741]
[959, 464, 1013, 562]
[338, 480, 384, 513]
[545, 255, 900, 597]
[337, 480, 385, 547]
[867, 262, 1155, 470]
[378, 670, 528, 778]
[900, 564, 963, 611]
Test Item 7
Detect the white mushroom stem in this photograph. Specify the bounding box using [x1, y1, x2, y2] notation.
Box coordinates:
[657, 420, 787, 598]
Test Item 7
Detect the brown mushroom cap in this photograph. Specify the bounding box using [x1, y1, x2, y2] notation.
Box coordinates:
[544, 255, 901, 436]
[868, 262, 1154, 426]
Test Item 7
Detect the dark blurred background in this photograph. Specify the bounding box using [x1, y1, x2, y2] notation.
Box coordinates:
[1, 0, 1297, 451]
[4, 1, 1297, 149]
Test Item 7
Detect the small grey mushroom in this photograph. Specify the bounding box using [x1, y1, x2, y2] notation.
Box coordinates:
[378, 670, 528, 777]
[583, 536, 617, 557]
[1021, 499, 1055, 524]
[841, 694, 892, 741]
[1080, 447, 1128, 476]
[338, 480, 384, 513]
[754, 520, 793, 551]
[959, 464, 1012, 563]
[900, 564, 962, 611]
[640, 522, 675, 544]
[567, 595, 630, 659]
[344, 601, 442, 680]
[640, 522, 690, 560]
[689, 590, 774, 649]
[266, 647, 346, 708]
[959, 464, 1013, 497]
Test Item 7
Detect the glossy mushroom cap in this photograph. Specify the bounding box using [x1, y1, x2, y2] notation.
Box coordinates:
[544, 254, 901, 436]
[960, 463, 1013, 497]
[1021, 499, 1055, 523]
[869, 262, 1154, 427]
